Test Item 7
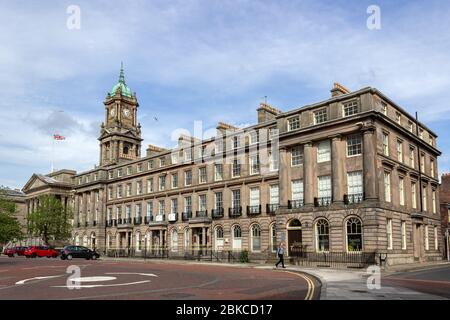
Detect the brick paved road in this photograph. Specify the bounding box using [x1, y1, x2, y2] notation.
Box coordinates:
[0, 256, 320, 300]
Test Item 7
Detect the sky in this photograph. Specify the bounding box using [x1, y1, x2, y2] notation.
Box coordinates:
[1, 0, 450, 189]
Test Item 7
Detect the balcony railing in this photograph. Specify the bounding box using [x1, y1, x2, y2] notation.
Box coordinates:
[93, 220, 97, 227]
[168, 212, 178, 222]
[154, 214, 165, 222]
[315, 197, 332, 207]
[344, 193, 364, 204]
[288, 200, 304, 209]
[196, 210, 208, 218]
[182, 211, 192, 221]
[247, 205, 261, 216]
[106, 220, 112, 227]
[144, 216, 153, 224]
[229, 207, 242, 218]
[133, 217, 142, 225]
[266, 203, 279, 214]
[77, 222, 81, 228]
[212, 208, 224, 219]
[117, 218, 123, 224]
[112, 219, 117, 226]
[84, 221, 88, 227]
[123, 217, 132, 224]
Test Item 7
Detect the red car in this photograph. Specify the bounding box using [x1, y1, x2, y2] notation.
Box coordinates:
[3, 246, 28, 257]
[24, 246, 60, 258]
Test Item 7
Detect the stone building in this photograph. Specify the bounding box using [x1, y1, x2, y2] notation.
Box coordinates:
[0, 187, 27, 232]
[23, 67, 443, 265]
[439, 173, 450, 259]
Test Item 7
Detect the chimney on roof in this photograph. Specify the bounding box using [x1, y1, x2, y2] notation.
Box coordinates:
[216, 122, 239, 136]
[257, 102, 281, 123]
[331, 82, 351, 97]
[146, 144, 167, 157]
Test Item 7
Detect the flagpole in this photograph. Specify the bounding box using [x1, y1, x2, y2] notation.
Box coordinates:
[51, 135, 54, 173]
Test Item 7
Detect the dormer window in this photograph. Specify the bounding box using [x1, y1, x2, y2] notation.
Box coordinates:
[343, 101, 358, 117]
[314, 108, 328, 124]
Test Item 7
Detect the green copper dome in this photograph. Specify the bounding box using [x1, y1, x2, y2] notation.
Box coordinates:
[110, 63, 133, 97]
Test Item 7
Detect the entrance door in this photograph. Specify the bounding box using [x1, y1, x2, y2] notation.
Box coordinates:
[288, 230, 302, 256]
[413, 223, 423, 261]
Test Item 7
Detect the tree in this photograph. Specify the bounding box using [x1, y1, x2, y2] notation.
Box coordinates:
[0, 189, 23, 244]
[27, 195, 72, 245]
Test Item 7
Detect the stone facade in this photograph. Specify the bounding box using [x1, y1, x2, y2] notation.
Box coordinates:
[22, 72, 443, 266]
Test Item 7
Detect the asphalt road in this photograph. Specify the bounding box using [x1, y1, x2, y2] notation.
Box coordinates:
[0, 256, 320, 300]
[383, 265, 450, 299]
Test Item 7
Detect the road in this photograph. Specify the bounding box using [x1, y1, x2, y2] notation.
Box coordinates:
[0, 256, 320, 300]
[383, 265, 450, 299]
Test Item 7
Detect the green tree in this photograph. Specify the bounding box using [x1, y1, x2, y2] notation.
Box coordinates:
[0, 189, 23, 244]
[27, 195, 72, 245]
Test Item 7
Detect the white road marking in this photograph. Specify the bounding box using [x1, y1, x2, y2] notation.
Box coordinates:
[16, 275, 64, 285]
[105, 272, 158, 277]
[70, 276, 116, 282]
[51, 280, 151, 288]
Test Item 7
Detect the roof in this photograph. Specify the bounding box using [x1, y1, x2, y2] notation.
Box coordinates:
[109, 63, 133, 98]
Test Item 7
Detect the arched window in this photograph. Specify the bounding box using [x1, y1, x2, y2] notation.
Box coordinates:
[316, 219, 329, 252]
[171, 229, 178, 252]
[215, 226, 224, 251]
[346, 217, 363, 252]
[251, 224, 261, 252]
[270, 223, 277, 252]
[135, 232, 141, 251]
[216, 226, 224, 239]
[123, 146, 129, 154]
[232, 225, 242, 251]
[233, 225, 242, 238]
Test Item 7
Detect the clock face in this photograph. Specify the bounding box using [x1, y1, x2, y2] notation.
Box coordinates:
[109, 107, 115, 117]
[122, 108, 131, 118]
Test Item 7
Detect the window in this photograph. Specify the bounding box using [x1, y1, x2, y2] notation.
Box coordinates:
[429, 136, 434, 146]
[291, 146, 303, 166]
[425, 225, 429, 250]
[137, 163, 143, 172]
[343, 101, 358, 117]
[251, 224, 261, 252]
[270, 223, 277, 252]
[160, 157, 166, 167]
[158, 200, 165, 215]
[109, 171, 113, 179]
[148, 160, 154, 170]
[419, 128, 424, 139]
[411, 182, 417, 209]
[215, 192, 223, 210]
[432, 190, 436, 214]
[136, 181, 142, 195]
[171, 230, 178, 252]
[269, 151, 279, 171]
[430, 159, 435, 177]
[382, 133, 389, 156]
[434, 226, 438, 250]
[384, 172, 391, 202]
[249, 187, 260, 206]
[199, 167, 207, 183]
[269, 128, 279, 140]
[117, 185, 123, 198]
[395, 112, 401, 124]
[288, 116, 300, 131]
[215, 139, 223, 154]
[316, 219, 330, 252]
[422, 185, 427, 211]
[250, 155, 260, 175]
[135, 232, 141, 251]
[172, 173, 178, 189]
[185, 170, 192, 186]
[215, 226, 224, 251]
[397, 140, 403, 163]
[270, 185, 279, 204]
[199, 194, 207, 211]
[232, 158, 241, 177]
[399, 177, 405, 206]
[420, 153, 425, 173]
[127, 166, 132, 175]
[215, 164, 223, 181]
[318, 176, 332, 203]
[108, 208, 113, 221]
[232, 190, 241, 208]
[291, 180, 304, 201]
[314, 108, 328, 124]
[317, 140, 331, 162]
[184, 149, 192, 162]
[94, 173, 98, 181]
[408, 121, 413, 133]
[85, 176, 90, 183]
[249, 131, 259, 145]
[147, 178, 153, 193]
[346, 217, 363, 251]
[347, 171, 363, 202]
[171, 198, 178, 214]
[387, 218, 393, 250]
[146, 201, 153, 217]
[125, 205, 131, 220]
[184, 196, 192, 213]
[118, 168, 123, 177]
[347, 134, 362, 156]
[159, 175, 165, 191]
[381, 101, 387, 115]
[171, 152, 178, 164]
[232, 136, 240, 149]
[135, 203, 142, 218]
[409, 147, 415, 168]
[401, 221, 407, 250]
[116, 207, 122, 220]
[108, 187, 113, 200]
[126, 183, 132, 197]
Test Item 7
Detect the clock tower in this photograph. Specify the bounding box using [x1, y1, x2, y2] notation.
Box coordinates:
[99, 63, 142, 166]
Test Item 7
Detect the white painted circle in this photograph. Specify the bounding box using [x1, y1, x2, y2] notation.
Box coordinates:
[70, 276, 116, 282]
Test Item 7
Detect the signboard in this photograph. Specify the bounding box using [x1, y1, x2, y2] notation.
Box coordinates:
[155, 215, 164, 222]
[168, 213, 176, 222]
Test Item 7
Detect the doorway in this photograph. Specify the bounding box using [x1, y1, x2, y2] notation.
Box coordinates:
[287, 219, 302, 256]
[413, 223, 424, 261]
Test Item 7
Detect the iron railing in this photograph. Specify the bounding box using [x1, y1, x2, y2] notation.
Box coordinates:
[266, 204, 279, 215]
[134, 217, 142, 225]
[196, 210, 208, 218]
[247, 205, 261, 216]
[289, 249, 376, 269]
[182, 211, 192, 221]
[229, 207, 242, 218]
[212, 208, 224, 219]
[315, 197, 332, 207]
[344, 193, 364, 204]
[288, 200, 304, 209]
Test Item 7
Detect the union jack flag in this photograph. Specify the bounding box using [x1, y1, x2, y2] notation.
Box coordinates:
[53, 134, 65, 140]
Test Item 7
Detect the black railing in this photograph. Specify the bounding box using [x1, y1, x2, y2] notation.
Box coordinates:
[106, 220, 112, 227]
[212, 208, 224, 219]
[247, 205, 261, 216]
[229, 207, 242, 218]
[154, 214, 165, 222]
[123, 217, 132, 224]
[314, 197, 332, 207]
[196, 210, 208, 218]
[112, 219, 117, 226]
[168, 212, 178, 222]
[134, 217, 142, 225]
[93, 221, 97, 226]
[344, 193, 364, 204]
[144, 216, 153, 224]
[77, 222, 81, 228]
[117, 218, 123, 224]
[84, 221, 88, 227]
[266, 204, 279, 214]
[182, 212, 192, 221]
[288, 250, 377, 269]
[288, 200, 304, 209]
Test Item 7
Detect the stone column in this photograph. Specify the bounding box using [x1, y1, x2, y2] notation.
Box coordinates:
[279, 147, 289, 207]
[303, 142, 315, 206]
[202, 227, 206, 254]
[331, 135, 345, 203]
[363, 126, 377, 201]
[189, 228, 193, 254]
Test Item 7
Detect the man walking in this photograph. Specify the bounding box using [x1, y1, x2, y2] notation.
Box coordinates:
[275, 242, 286, 268]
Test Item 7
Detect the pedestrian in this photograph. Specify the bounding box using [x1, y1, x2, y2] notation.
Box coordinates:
[275, 242, 286, 268]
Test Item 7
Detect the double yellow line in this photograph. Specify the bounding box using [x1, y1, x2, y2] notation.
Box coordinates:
[283, 271, 316, 300]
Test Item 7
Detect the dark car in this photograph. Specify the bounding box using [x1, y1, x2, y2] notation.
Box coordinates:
[24, 246, 60, 258]
[60, 245, 100, 260]
[3, 246, 28, 257]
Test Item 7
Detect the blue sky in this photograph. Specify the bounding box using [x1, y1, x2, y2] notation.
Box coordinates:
[1, 0, 450, 189]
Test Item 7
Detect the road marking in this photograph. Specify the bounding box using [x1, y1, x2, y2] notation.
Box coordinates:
[70, 276, 117, 282]
[52, 280, 151, 288]
[16, 275, 64, 285]
[385, 278, 450, 286]
[105, 272, 158, 277]
[282, 271, 315, 300]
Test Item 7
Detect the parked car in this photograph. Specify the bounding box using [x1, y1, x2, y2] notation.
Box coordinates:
[60, 245, 100, 260]
[3, 246, 28, 257]
[24, 246, 60, 258]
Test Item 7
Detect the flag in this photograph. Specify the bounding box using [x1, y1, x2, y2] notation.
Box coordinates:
[53, 134, 65, 140]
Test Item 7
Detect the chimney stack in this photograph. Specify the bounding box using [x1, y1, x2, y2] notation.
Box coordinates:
[257, 102, 281, 123]
[331, 82, 350, 97]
